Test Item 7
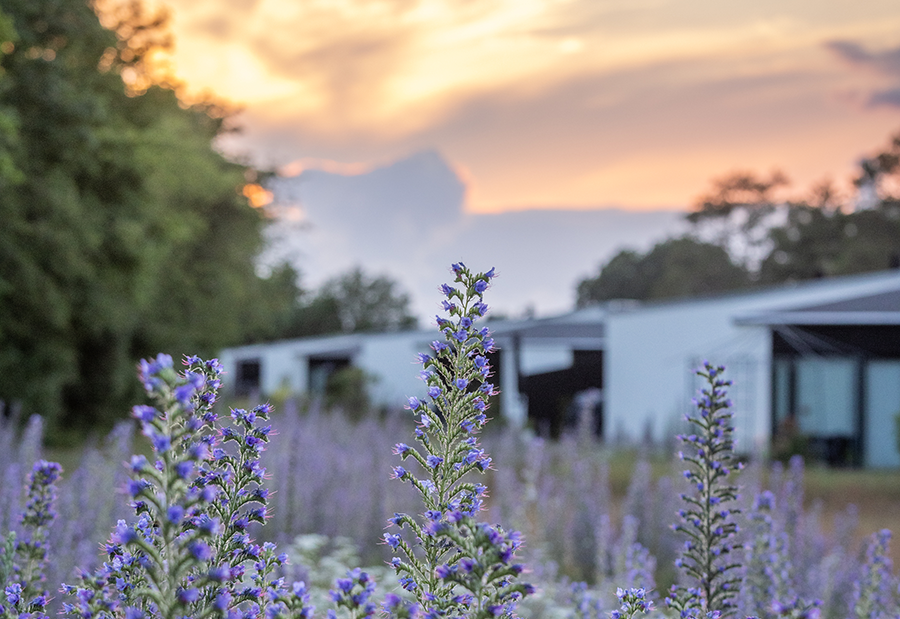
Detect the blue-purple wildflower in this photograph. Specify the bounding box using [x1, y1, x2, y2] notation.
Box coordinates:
[387, 264, 531, 619]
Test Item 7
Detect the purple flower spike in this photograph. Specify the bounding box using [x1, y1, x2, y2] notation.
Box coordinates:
[385, 265, 532, 616]
[167, 505, 185, 524]
[132, 405, 157, 422]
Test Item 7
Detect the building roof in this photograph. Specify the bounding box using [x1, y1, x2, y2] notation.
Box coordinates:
[607, 268, 900, 315]
[221, 270, 900, 357]
[489, 306, 605, 348]
[736, 281, 900, 326]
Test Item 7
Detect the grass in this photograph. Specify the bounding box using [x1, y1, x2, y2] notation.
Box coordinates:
[601, 447, 900, 564]
[804, 464, 900, 563]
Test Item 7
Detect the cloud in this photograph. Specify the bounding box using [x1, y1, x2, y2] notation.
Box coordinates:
[171, 0, 876, 133]
[161, 0, 900, 210]
[220, 45, 891, 210]
[870, 88, 900, 108]
[261, 150, 686, 319]
[826, 40, 900, 108]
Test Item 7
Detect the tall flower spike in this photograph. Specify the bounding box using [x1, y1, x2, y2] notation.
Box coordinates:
[1, 459, 63, 619]
[388, 264, 532, 619]
[63, 356, 309, 619]
[853, 529, 898, 619]
[666, 363, 742, 618]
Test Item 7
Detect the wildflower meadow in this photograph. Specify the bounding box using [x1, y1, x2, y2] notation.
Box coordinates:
[0, 263, 897, 619]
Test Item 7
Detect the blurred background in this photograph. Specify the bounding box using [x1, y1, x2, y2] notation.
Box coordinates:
[5, 4, 900, 609]
[1, 0, 900, 435]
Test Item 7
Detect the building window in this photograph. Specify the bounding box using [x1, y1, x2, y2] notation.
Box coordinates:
[308, 357, 352, 398]
[235, 359, 261, 397]
[772, 325, 900, 467]
[865, 360, 900, 467]
[772, 356, 861, 465]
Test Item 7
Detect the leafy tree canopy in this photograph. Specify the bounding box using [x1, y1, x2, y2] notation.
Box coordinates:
[687, 170, 789, 270]
[317, 267, 418, 334]
[237, 265, 419, 342]
[578, 129, 900, 308]
[693, 131, 900, 283]
[576, 237, 750, 306]
[0, 0, 279, 433]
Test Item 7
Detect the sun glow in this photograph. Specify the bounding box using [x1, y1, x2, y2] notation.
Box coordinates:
[242, 183, 274, 208]
[136, 0, 900, 210]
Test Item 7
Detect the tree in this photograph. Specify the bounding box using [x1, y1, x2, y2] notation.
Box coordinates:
[0, 0, 146, 430]
[0, 0, 277, 432]
[294, 267, 418, 335]
[683, 129, 900, 286]
[0, 7, 18, 185]
[577, 129, 900, 312]
[239, 263, 308, 344]
[855, 131, 900, 206]
[758, 199, 900, 283]
[319, 267, 418, 333]
[576, 237, 751, 306]
[687, 170, 789, 270]
[236, 266, 419, 341]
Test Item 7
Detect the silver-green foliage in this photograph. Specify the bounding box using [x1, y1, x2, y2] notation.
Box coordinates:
[386, 263, 533, 619]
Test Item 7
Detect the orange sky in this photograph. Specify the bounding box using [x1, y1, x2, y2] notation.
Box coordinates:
[148, 0, 900, 212]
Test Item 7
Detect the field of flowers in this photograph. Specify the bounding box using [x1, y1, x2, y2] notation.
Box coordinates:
[1, 264, 899, 618]
[4, 400, 900, 618]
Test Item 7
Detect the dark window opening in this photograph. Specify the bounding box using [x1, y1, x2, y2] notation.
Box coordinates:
[235, 359, 262, 397]
[521, 349, 603, 439]
[772, 325, 900, 467]
[308, 357, 352, 398]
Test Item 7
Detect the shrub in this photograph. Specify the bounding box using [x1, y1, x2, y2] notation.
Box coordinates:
[325, 367, 374, 420]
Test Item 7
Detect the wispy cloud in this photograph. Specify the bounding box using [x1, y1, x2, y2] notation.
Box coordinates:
[826, 40, 900, 107]
[157, 0, 900, 210]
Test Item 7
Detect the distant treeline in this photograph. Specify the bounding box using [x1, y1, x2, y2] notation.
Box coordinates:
[577, 142, 900, 306]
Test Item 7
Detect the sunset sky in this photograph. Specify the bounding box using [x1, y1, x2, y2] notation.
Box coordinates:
[150, 0, 900, 212]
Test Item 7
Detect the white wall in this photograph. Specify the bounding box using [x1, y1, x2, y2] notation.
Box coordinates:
[218, 340, 306, 395]
[604, 270, 900, 453]
[605, 299, 771, 452]
[219, 326, 595, 428]
[355, 332, 433, 407]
